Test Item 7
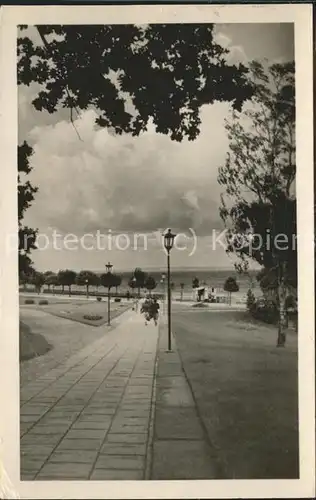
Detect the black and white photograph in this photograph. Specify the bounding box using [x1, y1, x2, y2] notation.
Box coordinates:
[0, 3, 314, 499]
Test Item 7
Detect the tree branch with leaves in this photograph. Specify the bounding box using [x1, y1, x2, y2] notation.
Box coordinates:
[18, 24, 253, 142]
[218, 60, 296, 347]
[18, 141, 38, 275]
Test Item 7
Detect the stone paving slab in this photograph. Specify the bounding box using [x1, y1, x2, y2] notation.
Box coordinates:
[20, 311, 159, 480]
[100, 443, 147, 456]
[90, 469, 143, 480]
[150, 319, 218, 480]
[94, 455, 145, 470]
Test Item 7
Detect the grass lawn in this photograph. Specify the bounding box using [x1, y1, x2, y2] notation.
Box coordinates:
[172, 308, 299, 479]
[20, 320, 52, 362]
[20, 296, 131, 326]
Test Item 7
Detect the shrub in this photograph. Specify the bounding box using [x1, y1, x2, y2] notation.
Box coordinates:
[285, 295, 297, 310]
[83, 314, 103, 321]
[251, 297, 279, 324]
[24, 299, 35, 305]
[96, 296, 102, 302]
[114, 298, 121, 302]
[246, 289, 256, 312]
[39, 300, 49, 305]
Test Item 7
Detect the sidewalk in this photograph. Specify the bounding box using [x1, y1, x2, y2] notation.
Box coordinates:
[150, 317, 221, 479]
[20, 309, 158, 480]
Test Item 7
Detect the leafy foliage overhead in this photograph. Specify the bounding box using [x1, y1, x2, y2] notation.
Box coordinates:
[18, 24, 253, 142]
[18, 141, 38, 275]
[218, 61, 296, 281]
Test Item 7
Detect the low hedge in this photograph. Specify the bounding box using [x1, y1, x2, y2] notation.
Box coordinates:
[249, 297, 278, 324]
[248, 294, 297, 326]
[39, 300, 49, 305]
[83, 314, 103, 321]
[24, 299, 35, 305]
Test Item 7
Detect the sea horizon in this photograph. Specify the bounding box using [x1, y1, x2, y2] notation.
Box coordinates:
[62, 266, 260, 274]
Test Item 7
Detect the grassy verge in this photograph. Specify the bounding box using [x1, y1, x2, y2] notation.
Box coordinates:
[172, 308, 299, 479]
[20, 321, 52, 362]
[20, 297, 131, 327]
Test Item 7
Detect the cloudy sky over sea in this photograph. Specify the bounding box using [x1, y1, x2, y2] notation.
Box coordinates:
[18, 23, 294, 272]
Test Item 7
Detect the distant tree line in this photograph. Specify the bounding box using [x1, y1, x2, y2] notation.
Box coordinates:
[19, 267, 161, 298]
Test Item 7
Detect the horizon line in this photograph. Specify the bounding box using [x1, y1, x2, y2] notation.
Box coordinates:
[38, 266, 260, 274]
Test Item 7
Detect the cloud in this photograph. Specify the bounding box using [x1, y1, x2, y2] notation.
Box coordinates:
[18, 83, 70, 143]
[214, 30, 248, 65]
[24, 103, 231, 238]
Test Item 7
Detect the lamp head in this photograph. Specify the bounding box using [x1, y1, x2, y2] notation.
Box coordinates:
[105, 262, 113, 273]
[163, 229, 176, 252]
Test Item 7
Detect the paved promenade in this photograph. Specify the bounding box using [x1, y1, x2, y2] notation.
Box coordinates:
[20, 310, 158, 480]
[20, 305, 219, 480]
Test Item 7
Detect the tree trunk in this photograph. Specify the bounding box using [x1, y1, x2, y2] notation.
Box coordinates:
[68, 285, 71, 297]
[62, 285, 64, 294]
[277, 274, 287, 347]
[180, 289, 183, 301]
[86, 284, 89, 297]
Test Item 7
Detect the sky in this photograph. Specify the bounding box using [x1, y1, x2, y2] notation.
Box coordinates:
[18, 23, 294, 273]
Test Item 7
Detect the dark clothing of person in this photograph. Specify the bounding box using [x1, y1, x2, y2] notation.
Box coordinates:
[152, 302, 160, 314]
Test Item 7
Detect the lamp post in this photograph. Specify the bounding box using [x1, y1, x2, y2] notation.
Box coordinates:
[163, 229, 176, 351]
[132, 276, 138, 311]
[105, 261, 113, 326]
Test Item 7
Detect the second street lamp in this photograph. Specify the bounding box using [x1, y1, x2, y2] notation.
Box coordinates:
[164, 229, 176, 351]
[105, 261, 113, 326]
[131, 276, 138, 311]
[160, 273, 166, 314]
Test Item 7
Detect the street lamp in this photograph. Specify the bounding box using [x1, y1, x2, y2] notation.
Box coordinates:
[164, 229, 176, 351]
[131, 276, 138, 311]
[105, 261, 113, 326]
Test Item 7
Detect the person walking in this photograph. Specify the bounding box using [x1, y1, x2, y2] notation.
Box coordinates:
[151, 298, 160, 326]
[141, 297, 151, 325]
